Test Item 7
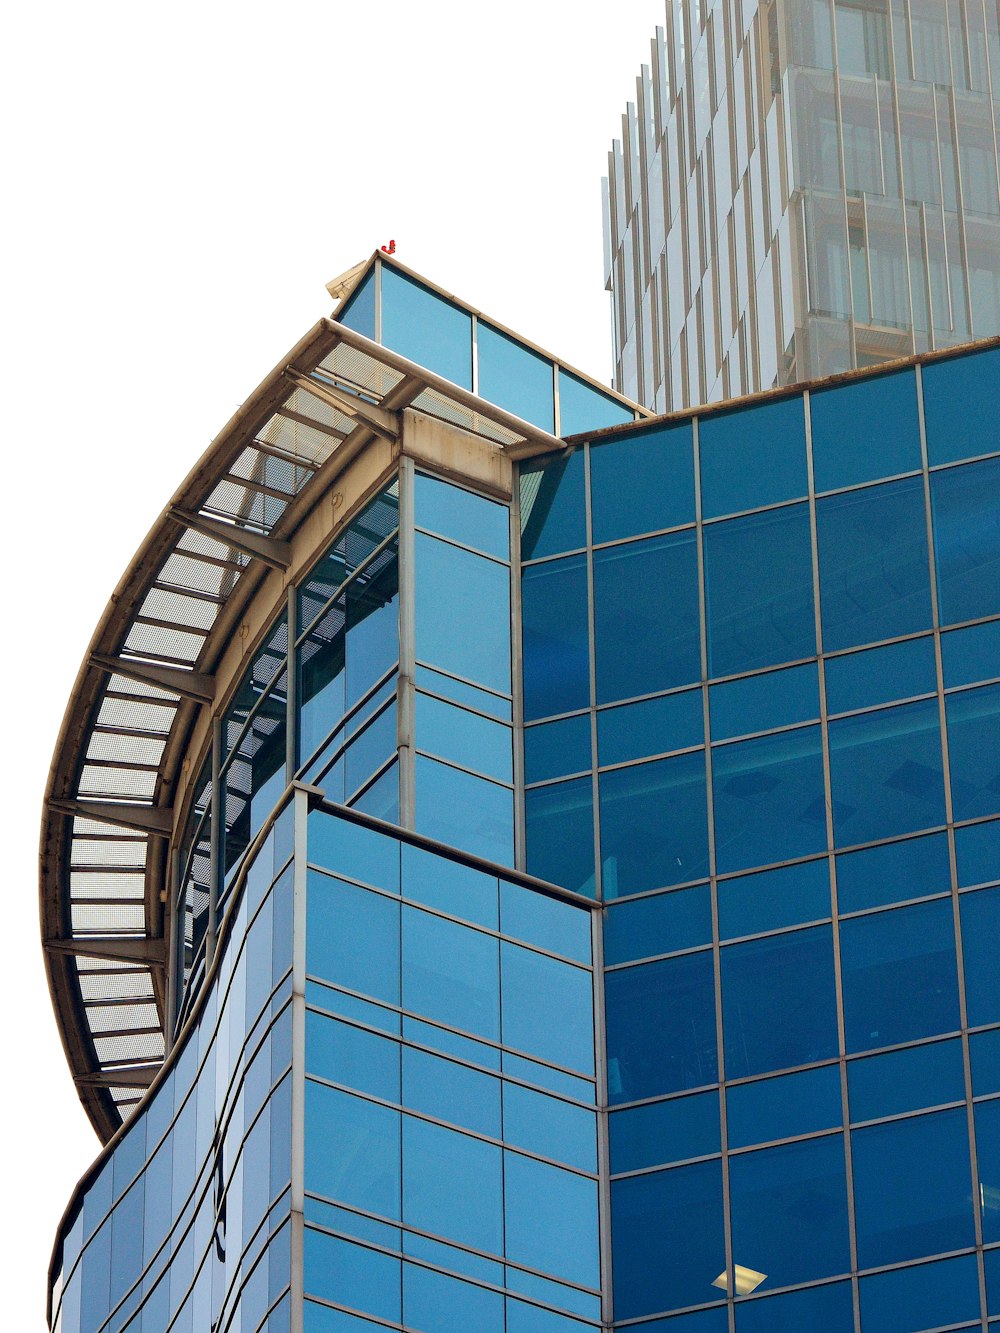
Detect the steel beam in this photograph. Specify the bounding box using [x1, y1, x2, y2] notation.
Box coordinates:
[90, 652, 216, 702]
[285, 370, 400, 439]
[45, 937, 166, 964]
[75, 1067, 158, 1089]
[167, 506, 292, 570]
[48, 799, 173, 836]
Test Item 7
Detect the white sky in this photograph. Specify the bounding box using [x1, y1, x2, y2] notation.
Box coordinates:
[0, 1, 664, 1326]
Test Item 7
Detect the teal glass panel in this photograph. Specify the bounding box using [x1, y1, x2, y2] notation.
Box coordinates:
[501, 940, 593, 1074]
[978, 1099, 1000, 1242]
[504, 1153, 599, 1287]
[704, 504, 816, 676]
[811, 370, 921, 491]
[521, 554, 589, 720]
[947, 683, 1000, 820]
[337, 266, 375, 338]
[401, 1045, 500, 1139]
[699, 395, 807, 518]
[401, 841, 498, 930]
[721, 926, 838, 1078]
[381, 267, 472, 387]
[718, 858, 830, 938]
[558, 367, 634, 435]
[598, 688, 703, 766]
[525, 776, 595, 897]
[829, 698, 945, 846]
[600, 750, 710, 896]
[961, 887, 1000, 1026]
[594, 531, 701, 703]
[610, 1090, 720, 1172]
[726, 1064, 842, 1148]
[590, 421, 695, 542]
[520, 450, 586, 560]
[836, 831, 951, 912]
[817, 477, 932, 652]
[943, 618, 1000, 688]
[404, 1263, 504, 1333]
[931, 456, 1000, 625]
[304, 1082, 399, 1218]
[848, 1037, 965, 1121]
[499, 881, 591, 963]
[709, 663, 819, 740]
[825, 635, 937, 715]
[970, 1028, 1000, 1095]
[859, 1252, 980, 1333]
[922, 344, 1000, 464]
[308, 808, 401, 891]
[402, 1116, 502, 1253]
[304, 1229, 401, 1325]
[852, 1107, 975, 1266]
[712, 725, 826, 875]
[305, 873, 399, 1004]
[415, 692, 512, 784]
[478, 322, 554, 431]
[729, 1134, 850, 1287]
[414, 532, 510, 694]
[735, 1282, 853, 1332]
[402, 904, 499, 1041]
[525, 713, 592, 783]
[955, 818, 1000, 886]
[413, 471, 509, 560]
[502, 1082, 596, 1171]
[305, 1012, 400, 1101]
[414, 664, 511, 720]
[604, 883, 713, 963]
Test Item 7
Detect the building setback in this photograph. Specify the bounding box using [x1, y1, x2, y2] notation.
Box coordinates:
[45, 255, 1000, 1332]
[604, 0, 1000, 413]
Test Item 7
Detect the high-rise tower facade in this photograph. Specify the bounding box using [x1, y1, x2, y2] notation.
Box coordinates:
[604, 0, 1000, 412]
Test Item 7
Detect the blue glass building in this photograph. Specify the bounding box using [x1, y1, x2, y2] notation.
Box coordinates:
[44, 254, 1000, 1332]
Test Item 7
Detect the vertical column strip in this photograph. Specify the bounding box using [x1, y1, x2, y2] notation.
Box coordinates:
[397, 456, 417, 831]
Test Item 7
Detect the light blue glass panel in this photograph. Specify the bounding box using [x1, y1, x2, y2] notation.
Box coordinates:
[729, 1135, 850, 1287]
[520, 450, 586, 560]
[600, 750, 710, 895]
[504, 1269, 599, 1321]
[350, 760, 398, 823]
[343, 701, 396, 798]
[306, 980, 399, 1035]
[836, 831, 951, 912]
[502, 1051, 593, 1103]
[402, 1116, 502, 1253]
[400, 841, 498, 930]
[305, 1012, 400, 1101]
[848, 1037, 965, 1121]
[922, 344, 1000, 465]
[521, 554, 589, 720]
[710, 663, 819, 740]
[558, 367, 634, 435]
[931, 456, 1000, 626]
[305, 873, 399, 1004]
[726, 1065, 842, 1148]
[811, 370, 921, 491]
[337, 267, 375, 338]
[501, 941, 593, 1074]
[525, 713, 591, 783]
[506, 1298, 599, 1332]
[505, 1153, 599, 1288]
[604, 883, 713, 962]
[414, 664, 511, 719]
[525, 776, 595, 897]
[303, 1229, 401, 1325]
[381, 267, 472, 387]
[735, 1282, 853, 1332]
[704, 504, 816, 676]
[852, 1107, 975, 1266]
[718, 858, 830, 938]
[970, 1028, 1000, 1096]
[721, 926, 839, 1078]
[825, 635, 937, 715]
[942, 618, 1000, 688]
[478, 322, 554, 431]
[402, 1016, 499, 1071]
[829, 698, 945, 847]
[978, 1099, 1000, 1242]
[401, 1045, 500, 1138]
[594, 532, 701, 703]
[590, 421, 695, 542]
[308, 809, 400, 892]
[712, 726, 826, 874]
[859, 1252, 980, 1332]
[404, 1262, 505, 1333]
[503, 1083, 596, 1172]
[413, 756, 513, 866]
[947, 683, 1000, 821]
[403, 1230, 502, 1286]
[413, 471, 509, 560]
[598, 689, 703, 766]
[415, 692, 512, 783]
[817, 477, 932, 652]
[610, 1090, 721, 1172]
[962, 887, 1000, 1027]
[304, 1195, 399, 1249]
[415, 532, 510, 694]
[499, 881, 591, 963]
[636, 1309, 729, 1333]
[699, 395, 808, 518]
[402, 905, 499, 1042]
[304, 1082, 399, 1218]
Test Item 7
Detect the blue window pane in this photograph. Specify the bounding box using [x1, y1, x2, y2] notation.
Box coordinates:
[606, 952, 718, 1102]
[504, 1153, 599, 1288]
[811, 370, 921, 491]
[604, 884, 713, 963]
[502, 1082, 596, 1172]
[505, 1269, 599, 1322]
[710, 663, 819, 741]
[601, 750, 710, 895]
[524, 714, 592, 784]
[817, 477, 932, 652]
[305, 873, 400, 1004]
[942, 618, 1000, 688]
[477, 321, 554, 431]
[825, 635, 937, 715]
[345, 563, 398, 710]
[499, 881, 592, 963]
[501, 1052, 593, 1103]
[307, 809, 400, 893]
[501, 941, 594, 1074]
[351, 760, 398, 824]
[853, 1107, 975, 1266]
[415, 532, 510, 694]
[343, 702, 396, 799]
[962, 887, 1000, 1026]
[404, 1262, 504, 1333]
[590, 421, 695, 542]
[840, 899, 960, 1053]
[337, 267, 375, 338]
[635, 1309, 729, 1333]
[859, 1252, 980, 1333]
[415, 692, 512, 784]
[402, 905, 499, 1041]
[306, 980, 399, 1035]
[304, 1230, 401, 1325]
[730, 1135, 850, 1287]
[610, 1090, 720, 1172]
[735, 1281, 853, 1333]
[704, 504, 815, 676]
[404, 1231, 501, 1286]
[922, 343, 1000, 465]
[718, 858, 830, 939]
[971, 1028, 1000, 1096]
[401, 1045, 500, 1139]
[304, 1083, 399, 1218]
[979, 1100, 1000, 1242]
[699, 395, 808, 518]
[594, 532, 701, 703]
[304, 1299, 388, 1332]
[381, 267, 471, 387]
[829, 699, 945, 847]
[836, 831, 951, 913]
[520, 450, 586, 560]
[848, 1037, 965, 1121]
[304, 1196, 398, 1250]
[414, 665, 511, 720]
[612, 1160, 724, 1318]
[413, 756, 513, 866]
[299, 619, 346, 765]
[506, 1297, 599, 1332]
[712, 726, 826, 875]
[402, 1016, 498, 1072]
[525, 776, 595, 897]
[401, 841, 498, 930]
[721, 926, 839, 1078]
[413, 471, 509, 560]
[947, 683, 1000, 821]
[305, 1013, 400, 1101]
[403, 1117, 502, 1253]
[598, 689, 703, 767]
[931, 456, 1000, 625]
[558, 367, 634, 435]
[521, 555, 589, 720]
[726, 1065, 842, 1149]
